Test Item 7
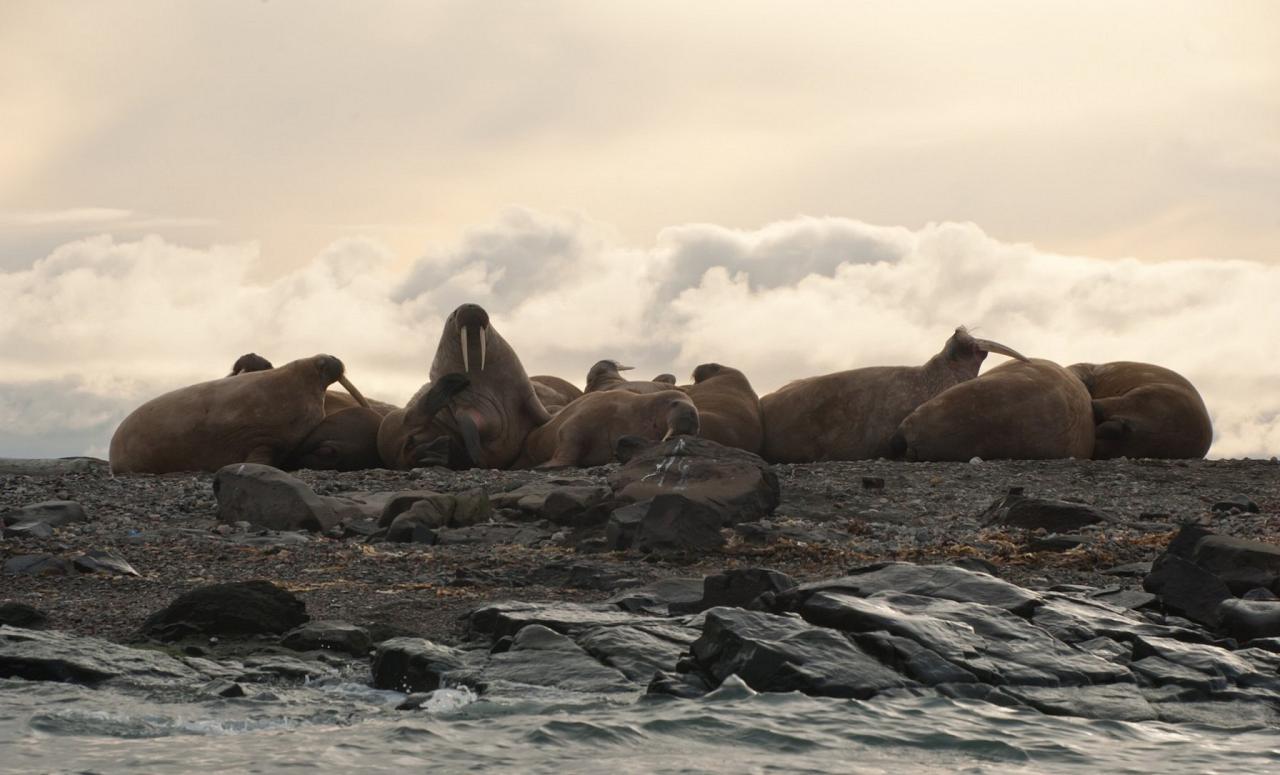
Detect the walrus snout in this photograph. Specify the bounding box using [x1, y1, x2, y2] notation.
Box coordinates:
[944, 327, 1027, 365]
[662, 399, 700, 440]
[229, 352, 273, 376]
[453, 304, 491, 372]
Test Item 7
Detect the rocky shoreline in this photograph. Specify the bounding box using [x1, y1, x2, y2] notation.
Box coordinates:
[3, 452, 1280, 726]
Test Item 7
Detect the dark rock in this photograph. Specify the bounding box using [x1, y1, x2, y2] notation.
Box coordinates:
[469, 601, 667, 640]
[575, 622, 700, 682]
[434, 523, 549, 546]
[3, 554, 72, 576]
[774, 563, 1041, 615]
[385, 516, 437, 544]
[0, 626, 203, 687]
[452, 624, 635, 696]
[949, 557, 1000, 577]
[2, 521, 54, 539]
[1150, 699, 1280, 727]
[72, 549, 140, 577]
[1089, 588, 1158, 611]
[1212, 495, 1260, 514]
[689, 607, 910, 698]
[1219, 599, 1280, 642]
[609, 436, 779, 523]
[980, 494, 1112, 532]
[281, 621, 373, 656]
[1031, 593, 1211, 646]
[213, 464, 337, 532]
[634, 495, 726, 556]
[377, 491, 442, 526]
[371, 637, 471, 692]
[1244, 587, 1279, 601]
[609, 578, 704, 615]
[676, 568, 797, 614]
[861, 477, 885, 490]
[1, 500, 87, 529]
[140, 580, 308, 641]
[541, 486, 615, 527]
[1143, 555, 1233, 628]
[200, 678, 247, 698]
[1187, 534, 1280, 594]
[605, 502, 646, 550]
[1102, 562, 1152, 578]
[489, 479, 598, 514]
[994, 685, 1156, 721]
[0, 602, 47, 628]
[647, 669, 711, 698]
[238, 655, 337, 683]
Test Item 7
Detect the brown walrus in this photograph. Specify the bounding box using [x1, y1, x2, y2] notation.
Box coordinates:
[760, 327, 1027, 462]
[285, 406, 386, 471]
[1067, 361, 1213, 459]
[110, 354, 370, 474]
[891, 358, 1095, 461]
[377, 374, 473, 469]
[228, 352, 274, 376]
[398, 304, 550, 469]
[530, 374, 584, 414]
[514, 389, 700, 468]
[584, 360, 674, 395]
[678, 363, 764, 453]
[226, 352, 396, 416]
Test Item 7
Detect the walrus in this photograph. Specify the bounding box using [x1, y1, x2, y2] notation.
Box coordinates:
[584, 360, 674, 395]
[530, 374, 584, 414]
[891, 358, 1095, 461]
[678, 363, 764, 453]
[228, 353, 273, 376]
[284, 406, 386, 471]
[377, 374, 473, 469]
[110, 354, 370, 474]
[1067, 361, 1213, 459]
[398, 304, 550, 469]
[226, 352, 396, 416]
[652, 373, 677, 386]
[515, 389, 700, 468]
[759, 327, 1028, 462]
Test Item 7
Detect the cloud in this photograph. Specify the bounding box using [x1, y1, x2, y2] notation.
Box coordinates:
[1, 209, 1276, 459]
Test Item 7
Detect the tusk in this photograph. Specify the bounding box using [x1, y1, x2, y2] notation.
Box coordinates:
[617, 364, 635, 372]
[461, 327, 470, 373]
[337, 375, 371, 408]
[661, 428, 673, 441]
[480, 327, 487, 371]
[975, 339, 1029, 362]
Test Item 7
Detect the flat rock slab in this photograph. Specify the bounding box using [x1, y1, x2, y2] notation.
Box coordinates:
[0, 626, 204, 687]
[3, 554, 73, 576]
[776, 562, 1042, 615]
[980, 494, 1113, 532]
[469, 601, 672, 640]
[609, 437, 779, 523]
[213, 464, 337, 532]
[140, 580, 308, 641]
[281, 620, 373, 656]
[574, 622, 700, 683]
[453, 625, 636, 696]
[1189, 534, 1280, 594]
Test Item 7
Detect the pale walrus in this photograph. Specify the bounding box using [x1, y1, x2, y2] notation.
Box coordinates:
[399, 304, 551, 469]
[891, 358, 1095, 461]
[584, 360, 674, 395]
[514, 389, 700, 468]
[530, 374, 584, 414]
[678, 363, 764, 453]
[760, 327, 1027, 462]
[1067, 361, 1213, 459]
[110, 354, 370, 474]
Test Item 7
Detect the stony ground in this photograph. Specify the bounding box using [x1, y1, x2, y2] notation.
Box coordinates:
[2, 457, 1277, 645]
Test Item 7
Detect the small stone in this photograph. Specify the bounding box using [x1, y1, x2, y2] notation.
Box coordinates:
[1211, 495, 1259, 514]
[861, 477, 885, 490]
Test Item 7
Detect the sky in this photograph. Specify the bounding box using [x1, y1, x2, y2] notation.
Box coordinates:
[1, 1, 1277, 459]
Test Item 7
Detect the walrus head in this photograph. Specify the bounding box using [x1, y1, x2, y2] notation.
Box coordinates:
[942, 327, 1028, 371]
[447, 303, 492, 373]
[652, 373, 677, 385]
[404, 373, 477, 466]
[662, 397, 701, 440]
[310, 354, 371, 409]
[691, 363, 726, 383]
[229, 352, 273, 376]
[586, 359, 633, 389]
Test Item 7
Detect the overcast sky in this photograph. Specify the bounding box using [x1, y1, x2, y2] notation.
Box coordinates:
[2, 1, 1277, 459]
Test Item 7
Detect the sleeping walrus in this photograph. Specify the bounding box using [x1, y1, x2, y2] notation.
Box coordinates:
[1067, 361, 1212, 459]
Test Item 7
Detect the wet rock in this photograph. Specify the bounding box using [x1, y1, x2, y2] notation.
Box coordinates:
[280, 620, 373, 656]
[994, 684, 1157, 721]
[574, 622, 700, 682]
[238, 655, 338, 683]
[0, 457, 108, 476]
[633, 495, 726, 556]
[0, 626, 203, 687]
[469, 601, 668, 640]
[949, 557, 1001, 577]
[2, 500, 87, 530]
[140, 580, 308, 642]
[3, 554, 73, 576]
[453, 624, 635, 695]
[200, 678, 247, 698]
[609, 578, 704, 615]
[1143, 555, 1233, 628]
[371, 637, 472, 692]
[688, 607, 910, 698]
[609, 437, 779, 523]
[1212, 495, 1260, 514]
[72, 549, 140, 577]
[774, 563, 1041, 615]
[1089, 588, 1158, 611]
[647, 669, 711, 698]
[213, 464, 338, 532]
[1187, 534, 1280, 594]
[1219, 599, 1280, 642]
[0, 602, 47, 628]
[676, 568, 798, 614]
[980, 494, 1113, 532]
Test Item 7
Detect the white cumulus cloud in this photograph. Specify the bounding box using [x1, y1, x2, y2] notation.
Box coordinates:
[0, 208, 1274, 459]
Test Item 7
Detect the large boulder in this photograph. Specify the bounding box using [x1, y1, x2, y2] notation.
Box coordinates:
[452, 625, 636, 696]
[0, 626, 204, 687]
[213, 464, 337, 532]
[371, 637, 472, 692]
[139, 580, 308, 641]
[774, 562, 1042, 616]
[609, 437, 779, 524]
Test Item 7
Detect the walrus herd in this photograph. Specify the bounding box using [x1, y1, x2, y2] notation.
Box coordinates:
[107, 303, 1215, 474]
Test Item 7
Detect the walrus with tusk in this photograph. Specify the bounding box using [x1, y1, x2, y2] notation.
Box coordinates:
[109, 354, 371, 474]
[760, 326, 1028, 462]
[678, 362, 764, 454]
[584, 360, 677, 395]
[514, 389, 700, 468]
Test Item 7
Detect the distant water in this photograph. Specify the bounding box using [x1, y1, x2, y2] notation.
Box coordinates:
[3, 677, 1278, 774]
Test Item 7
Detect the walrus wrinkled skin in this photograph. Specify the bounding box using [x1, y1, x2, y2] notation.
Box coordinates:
[226, 352, 394, 416]
[1067, 361, 1213, 459]
[760, 327, 1027, 462]
[110, 354, 369, 474]
[515, 389, 700, 468]
[678, 363, 764, 454]
[530, 375, 583, 414]
[584, 360, 673, 395]
[285, 406, 385, 471]
[399, 304, 550, 469]
[892, 358, 1095, 461]
[378, 374, 473, 469]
